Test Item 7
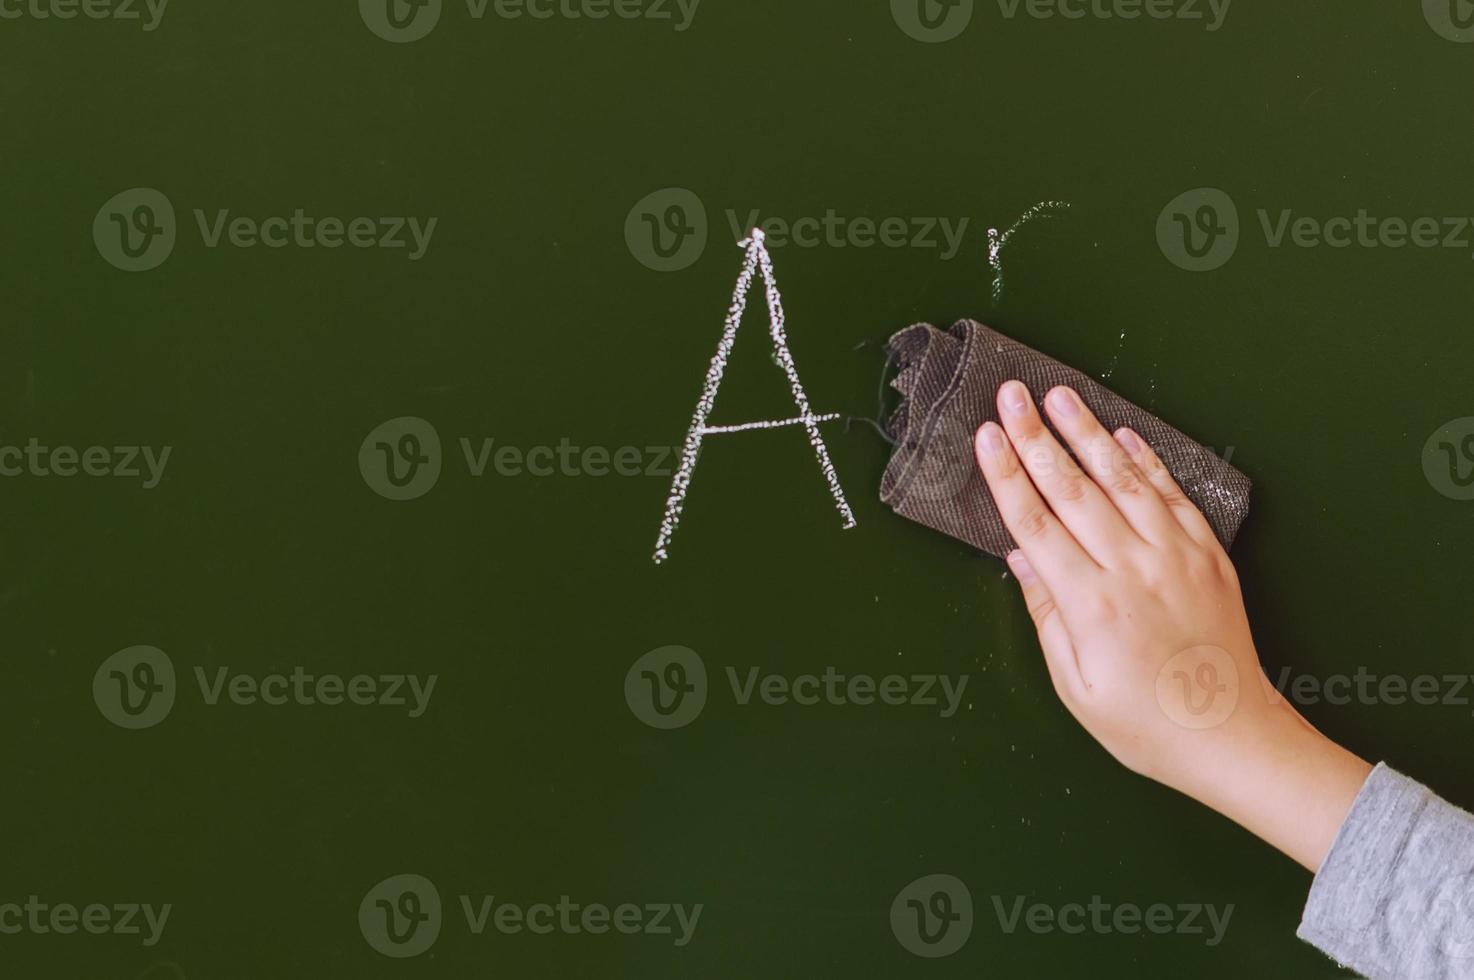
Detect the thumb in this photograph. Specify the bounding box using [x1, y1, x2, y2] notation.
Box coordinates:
[1006, 550, 1084, 704]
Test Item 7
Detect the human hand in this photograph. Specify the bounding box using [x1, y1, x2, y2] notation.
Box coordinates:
[973, 381, 1370, 871]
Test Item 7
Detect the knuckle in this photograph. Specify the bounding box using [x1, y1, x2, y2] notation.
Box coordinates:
[1019, 441, 1056, 476]
[1013, 410, 1046, 438]
[1107, 464, 1144, 496]
[1208, 550, 1239, 585]
[1027, 595, 1058, 625]
[1052, 472, 1089, 502]
[1139, 451, 1168, 479]
[1080, 438, 1117, 475]
[1082, 593, 1119, 624]
[1183, 549, 1230, 586]
[1159, 486, 1192, 510]
[1015, 506, 1052, 541]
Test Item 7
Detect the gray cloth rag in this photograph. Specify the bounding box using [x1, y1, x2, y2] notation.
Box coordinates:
[880, 320, 1252, 557]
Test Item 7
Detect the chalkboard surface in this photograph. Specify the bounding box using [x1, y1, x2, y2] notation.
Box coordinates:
[3, 1, 1472, 976]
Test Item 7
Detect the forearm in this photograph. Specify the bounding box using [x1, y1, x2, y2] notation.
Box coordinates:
[1177, 706, 1372, 872]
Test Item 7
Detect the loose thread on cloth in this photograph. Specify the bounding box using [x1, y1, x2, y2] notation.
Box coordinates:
[843, 337, 901, 447]
[986, 201, 1071, 305]
[652, 229, 857, 565]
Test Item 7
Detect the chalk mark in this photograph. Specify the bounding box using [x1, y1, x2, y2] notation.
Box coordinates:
[986, 200, 1071, 305]
[652, 229, 856, 565]
[700, 414, 841, 435]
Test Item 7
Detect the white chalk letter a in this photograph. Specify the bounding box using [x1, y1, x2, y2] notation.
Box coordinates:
[652, 229, 857, 564]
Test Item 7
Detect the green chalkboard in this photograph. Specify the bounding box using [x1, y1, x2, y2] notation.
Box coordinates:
[3, 0, 1473, 976]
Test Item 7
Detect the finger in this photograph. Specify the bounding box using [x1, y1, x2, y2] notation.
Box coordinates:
[974, 421, 1098, 584]
[996, 381, 1136, 563]
[1112, 427, 1217, 546]
[1006, 549, 1084, 705]
[1041, 386, 1182, 546]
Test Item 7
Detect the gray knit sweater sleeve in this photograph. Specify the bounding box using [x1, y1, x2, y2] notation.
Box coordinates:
[1300, 763, 1474, 978]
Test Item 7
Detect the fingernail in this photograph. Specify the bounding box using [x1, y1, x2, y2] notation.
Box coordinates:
[979, 422, 1007, 455]
[1001, 381, 1030, 415]
[1049, 387, 1081, 418]
[1114, 428, 1142, 454]
[1007, 549, 1038, 585]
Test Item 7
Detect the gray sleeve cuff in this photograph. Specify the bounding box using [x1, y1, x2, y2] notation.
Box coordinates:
[1299, 762, 1474, 978]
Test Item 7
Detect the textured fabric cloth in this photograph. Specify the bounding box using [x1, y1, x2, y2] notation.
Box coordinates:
[880, 320, 1252, 557]
[1300, 763, 1474, 978]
